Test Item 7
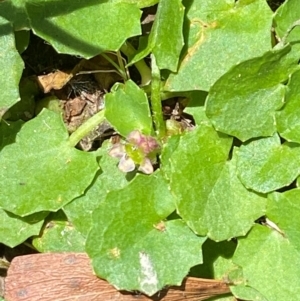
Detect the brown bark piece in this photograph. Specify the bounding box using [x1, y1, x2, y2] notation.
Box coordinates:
[4, 253, 231, 301]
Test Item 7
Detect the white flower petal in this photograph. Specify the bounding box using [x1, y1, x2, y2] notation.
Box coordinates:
[109, 144, 125, 159]
[118, 155, 136, 173]
[138, 158, 154, 174]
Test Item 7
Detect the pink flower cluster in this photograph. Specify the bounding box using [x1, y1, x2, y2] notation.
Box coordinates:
[109, 130, 160, 174]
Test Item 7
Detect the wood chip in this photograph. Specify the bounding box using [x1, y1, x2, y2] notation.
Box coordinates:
[4, 253, 231, 301]
[37, 70, 73, 93]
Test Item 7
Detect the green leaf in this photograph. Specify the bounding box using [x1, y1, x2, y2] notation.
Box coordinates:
[0, 109, 99, 216]
[236, 133, 300, 193]
[276, 69, 300, 143]
[0, 210, 48, 247]
[268, 189, 300, 252]
[32, 211, 86, 252]
[191, 239, 237, 300]
[227, 263, 266, 300]
[183, 92, 208, 125]
[231, 284, 268, 301]
[165, 124, 234, 239]
[15, 30, 30, 53]
[130, 0, 184, 72]
[0, 120, 24, 150]
[160, 134, 181, 181]
[233, 224, 300, 301]
[4, 77, 39, 121]
[165, 0, 273, 92]
[105, 80, 153, 137]
[108, 0, 158, 8]
[0, 0, 30, 30]
[64, 145, 131, 237]
[86, 172, 205, 296]
[205, 152, 266, 241]
[206, 45, 299, 141]
[190, 238, 236, 279]
[27, 2, 141, 58]
[167, 130, 266, 241]
[0, 16, 24, 117]
[274, 0, 300, 43]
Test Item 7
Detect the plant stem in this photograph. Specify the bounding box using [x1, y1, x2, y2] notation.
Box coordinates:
[68, 110, 105, 148]
[142, 84, 193, 101]
[100, 52, 127, 80]
[120, 42, 152, 86]
[116, 50, 130, 80]
[150, 54, 166, 139]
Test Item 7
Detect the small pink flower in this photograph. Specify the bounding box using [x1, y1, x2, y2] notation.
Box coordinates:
[108, 130, 160, 174]
[127, 130, 160, 155]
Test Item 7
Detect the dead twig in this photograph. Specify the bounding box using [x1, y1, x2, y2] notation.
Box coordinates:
[4, 253, 231, 301]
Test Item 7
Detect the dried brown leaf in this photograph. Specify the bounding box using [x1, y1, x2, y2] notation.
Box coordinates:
[37, 70, 73, 93]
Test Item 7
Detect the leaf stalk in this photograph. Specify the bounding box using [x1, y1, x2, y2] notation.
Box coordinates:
[150, 54, 166, 139]
[120, 42, 152, 86]
[68, 110, 105, 147]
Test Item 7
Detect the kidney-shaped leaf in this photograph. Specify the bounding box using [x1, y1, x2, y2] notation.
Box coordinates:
[165, 0, 273, 92]
[165, 126, 265, 241]
[233, 224, 300, 301]
[236, 133, 300, 193]
[206, 45, 299, 141]
[86, 172, 206, 296]
[105, 80, 153, 137]
[165, 124, 234, 238]
[27, 2, 141, 58]
[0, 109, 99, 216]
